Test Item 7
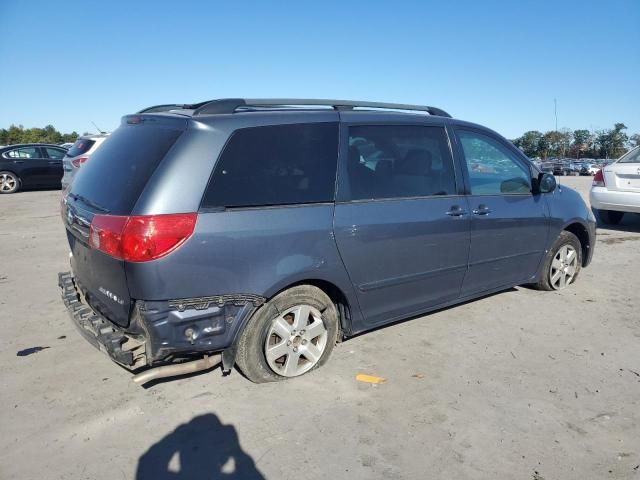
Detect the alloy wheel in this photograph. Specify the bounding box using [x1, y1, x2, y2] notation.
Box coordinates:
[550, 244, 578, 290]
[0, 173, 17, 193]
[264, 304, 328, 377]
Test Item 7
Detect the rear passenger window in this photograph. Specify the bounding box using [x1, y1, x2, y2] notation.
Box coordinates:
[45, 148, 65, 160]
[344, 125, 456, 201]
[202, 123, 338, 208]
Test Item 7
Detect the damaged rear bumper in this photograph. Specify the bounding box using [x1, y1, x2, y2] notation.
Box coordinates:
[59, 271, 146, 369]
[58, 271, 264, 375]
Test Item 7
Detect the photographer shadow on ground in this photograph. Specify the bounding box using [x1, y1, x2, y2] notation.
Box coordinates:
[136, 413, 265, 480]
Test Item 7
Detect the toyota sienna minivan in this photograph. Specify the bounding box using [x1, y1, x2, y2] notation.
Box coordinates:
[59, 98, 596, 384]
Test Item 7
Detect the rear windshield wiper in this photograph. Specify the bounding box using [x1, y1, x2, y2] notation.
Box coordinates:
[71, 193, 110, 213]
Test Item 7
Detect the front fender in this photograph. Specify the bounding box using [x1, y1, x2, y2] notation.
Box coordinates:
[544, 185, 596, 266]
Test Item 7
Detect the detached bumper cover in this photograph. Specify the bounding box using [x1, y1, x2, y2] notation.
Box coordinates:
[58, 271, 145, 368]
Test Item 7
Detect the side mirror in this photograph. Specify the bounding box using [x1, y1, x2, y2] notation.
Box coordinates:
[537, 172, 556, 194]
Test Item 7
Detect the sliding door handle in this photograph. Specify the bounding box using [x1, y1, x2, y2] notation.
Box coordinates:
[472, 205, 492, 215]
[446, 206, 467, 217]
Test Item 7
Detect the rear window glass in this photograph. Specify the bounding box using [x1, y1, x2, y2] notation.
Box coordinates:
[201, 123, 338, 208]
[70, 125, 182, 214]
[67, 139, 95, 157]
[618, 147, 640, 164]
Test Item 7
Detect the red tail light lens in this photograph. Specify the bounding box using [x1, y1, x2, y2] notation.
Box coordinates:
[71, 156, 89, 168]
[89, 213, 197, 262]
[592, 169, 605, 187]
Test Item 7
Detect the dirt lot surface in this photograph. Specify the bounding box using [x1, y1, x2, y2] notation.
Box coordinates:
[1, 176, 639, 480]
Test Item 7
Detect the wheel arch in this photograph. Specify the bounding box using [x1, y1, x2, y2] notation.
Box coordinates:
[0, 169, 21, 180]
[265, 277, 358, 339]
[563, 221, 591, 267]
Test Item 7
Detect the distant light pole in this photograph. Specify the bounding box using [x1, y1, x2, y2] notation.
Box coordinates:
[554, 98, 558, 132]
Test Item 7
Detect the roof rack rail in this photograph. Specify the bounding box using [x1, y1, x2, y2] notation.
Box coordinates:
[186, 98, 451, 118]
[137, 103, 211, 114]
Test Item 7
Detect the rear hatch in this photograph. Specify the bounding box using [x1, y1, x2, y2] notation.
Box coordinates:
[63, 116, 186, 326]
[603, 147, 640, 192]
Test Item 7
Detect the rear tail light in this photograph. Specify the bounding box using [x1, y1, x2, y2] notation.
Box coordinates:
[592, 169, 606, 187]
[71, 156, 89, 168]
[89, 213, 197, 262]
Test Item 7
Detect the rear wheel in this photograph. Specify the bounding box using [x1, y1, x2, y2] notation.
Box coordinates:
[597, 209, 624, 225]
[0, 171, 19, 194]
[236, 285, 339, 383]
[534, 231, 582, 291]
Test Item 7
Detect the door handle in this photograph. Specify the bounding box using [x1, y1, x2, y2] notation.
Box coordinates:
[472, 205, 492, 215]
[12, 160, 24, 165]
[48, 161, 61, 164]
[446, 205, 467, 217]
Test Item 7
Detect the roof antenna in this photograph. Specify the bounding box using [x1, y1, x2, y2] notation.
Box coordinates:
[91, 121, 106, 134]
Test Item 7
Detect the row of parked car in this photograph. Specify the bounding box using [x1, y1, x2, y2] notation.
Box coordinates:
[0, 133, 108, 194]
[537, 159, 603, 177]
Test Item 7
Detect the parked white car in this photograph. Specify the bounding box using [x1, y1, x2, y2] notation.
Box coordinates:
[588, 164, 600, 175]
[61, 133, 109, 190]
[590, 146, 640, 224]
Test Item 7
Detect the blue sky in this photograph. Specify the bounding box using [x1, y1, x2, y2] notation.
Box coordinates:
[0, 0, 638, 139]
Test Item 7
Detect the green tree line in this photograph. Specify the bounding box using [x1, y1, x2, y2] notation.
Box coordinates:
[0, 124, 80, 146]
[2, 122, 639, 160]
[512, 123, 639, 160]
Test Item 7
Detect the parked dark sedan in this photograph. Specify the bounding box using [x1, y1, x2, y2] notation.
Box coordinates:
[0, 143, 67, 193]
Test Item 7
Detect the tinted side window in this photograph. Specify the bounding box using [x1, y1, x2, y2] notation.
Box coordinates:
[345, 125, 456, 201]
[202, 123, 338, 208]
[457, 130, 531, 195]
[5, 147, 40, 159]
[45, 147, 65, 160]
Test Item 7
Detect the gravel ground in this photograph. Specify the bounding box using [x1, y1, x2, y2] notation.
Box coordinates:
[1, 176, 639, 480]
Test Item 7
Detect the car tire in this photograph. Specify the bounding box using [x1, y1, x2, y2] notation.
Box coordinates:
[0, 171, 20, 194]
[534, 230, 582, 291]
[235, 285, 339, 383]
[597, 209, 624, 225]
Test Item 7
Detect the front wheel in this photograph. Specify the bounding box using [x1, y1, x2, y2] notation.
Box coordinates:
[597, 209, 624, 225]
[534, 231, 582, 291]
[235, 285, 339, 383]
